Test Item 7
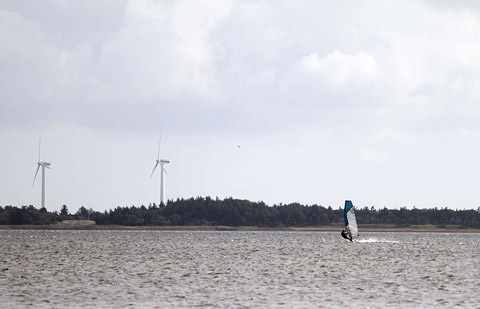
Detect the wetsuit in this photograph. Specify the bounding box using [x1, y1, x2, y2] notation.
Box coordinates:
[341, 230, 352, 242]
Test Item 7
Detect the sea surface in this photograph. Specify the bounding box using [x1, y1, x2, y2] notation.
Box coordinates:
[0, 230, 479, 308]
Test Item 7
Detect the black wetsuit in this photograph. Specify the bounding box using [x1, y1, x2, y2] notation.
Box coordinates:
[341, 230, 352, 242]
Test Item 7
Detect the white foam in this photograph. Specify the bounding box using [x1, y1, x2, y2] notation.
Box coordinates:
[356, 238, 399, 243]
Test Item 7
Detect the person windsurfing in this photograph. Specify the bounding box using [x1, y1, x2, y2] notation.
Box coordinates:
[341, 228, 352, 242]
[342, 200, 358, 241]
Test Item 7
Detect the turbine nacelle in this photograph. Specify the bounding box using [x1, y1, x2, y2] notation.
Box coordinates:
[33, 163, 51, 185]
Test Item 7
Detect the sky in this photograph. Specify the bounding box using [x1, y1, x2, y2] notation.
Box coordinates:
[2, 0, 480, 213]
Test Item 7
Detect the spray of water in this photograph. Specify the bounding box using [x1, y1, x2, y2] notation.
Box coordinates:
[356, 238, 400, 243]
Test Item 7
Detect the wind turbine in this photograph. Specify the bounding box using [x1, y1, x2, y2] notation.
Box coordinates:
[33, 136, 50, 209]
[150, 132, 170, 205]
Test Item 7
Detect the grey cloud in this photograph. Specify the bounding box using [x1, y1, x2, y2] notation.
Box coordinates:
[4, 0, 480, 138]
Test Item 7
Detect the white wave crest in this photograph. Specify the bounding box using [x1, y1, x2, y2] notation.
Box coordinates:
[356, 238, 399, 243]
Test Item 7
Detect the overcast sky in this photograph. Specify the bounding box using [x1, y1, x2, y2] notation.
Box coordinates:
[2, 0, 480, 212]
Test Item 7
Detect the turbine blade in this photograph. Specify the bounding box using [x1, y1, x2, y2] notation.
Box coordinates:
[150, 161, 159, 179]
[33, 164, 40, 186]
[162, 167, 168, 175]
[157, 131, 162, 159]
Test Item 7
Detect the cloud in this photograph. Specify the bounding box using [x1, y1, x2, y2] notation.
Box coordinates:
[0, 10, 44, 56]
[97, 0, 231, 102]
[0, 10, 59, 124]
[3, 0, 480, 141]
[0, 1, 239, 137]
[299, 51, 380, 87]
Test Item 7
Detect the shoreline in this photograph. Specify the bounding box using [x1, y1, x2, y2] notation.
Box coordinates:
[0, 224, 479, 233]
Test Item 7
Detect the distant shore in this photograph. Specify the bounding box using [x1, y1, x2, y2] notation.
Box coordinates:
[0, 222, 478, 233]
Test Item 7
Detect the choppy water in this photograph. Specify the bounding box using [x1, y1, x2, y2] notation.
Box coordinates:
[0, 230, 479, 308]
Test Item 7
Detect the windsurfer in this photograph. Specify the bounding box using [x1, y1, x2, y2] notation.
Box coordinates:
[341, 228, 352, 242]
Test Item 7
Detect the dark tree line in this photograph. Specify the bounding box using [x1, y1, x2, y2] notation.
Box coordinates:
[0, 205, 60, 225]
[1, 197, 480, 228]
[0, 204, 90, 225]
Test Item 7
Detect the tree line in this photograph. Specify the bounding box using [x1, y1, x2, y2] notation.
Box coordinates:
[1, 197, 480, 228]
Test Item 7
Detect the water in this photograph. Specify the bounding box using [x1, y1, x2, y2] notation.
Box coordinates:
[0, 230, 479, 308]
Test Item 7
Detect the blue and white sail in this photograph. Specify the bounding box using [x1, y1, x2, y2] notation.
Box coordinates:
[344, 200, 359, 239]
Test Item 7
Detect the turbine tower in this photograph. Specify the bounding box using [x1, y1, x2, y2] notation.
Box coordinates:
[33, 136, 50, 209]
[150, 132, 170, 205]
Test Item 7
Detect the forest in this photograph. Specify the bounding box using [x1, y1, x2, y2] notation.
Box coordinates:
[1, 197, 480, 228]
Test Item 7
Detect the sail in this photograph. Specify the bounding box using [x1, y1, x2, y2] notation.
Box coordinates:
[344, 200, 359, 238]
